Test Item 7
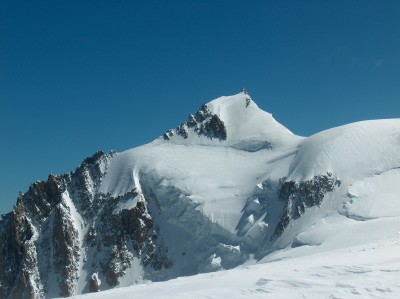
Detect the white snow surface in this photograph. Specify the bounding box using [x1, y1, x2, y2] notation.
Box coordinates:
[288, 119, 400, 181]
[61, 93, 400, 297]
[101, 143, 284, 233]
[66, 229, 400, 299]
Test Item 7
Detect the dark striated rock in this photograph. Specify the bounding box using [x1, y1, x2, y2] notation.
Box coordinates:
[272, 173, 339, 239]
[0, 152, 172, 299]
[202, 114, 227, 140]
[89, 273, 101, 292]
[272, 210, 291, 239]
[68, 151, 111, 218]
[186, 114, 197, 127]
[175, 124, 189, 139]
[194, 104, 212, 122]
[163, 130, 174, 140]
[92, 189, 174, 287]
[16, 174, 67, 224]
[163, 103, 227, 141]
[142, 226, 174, 271]
[0, 150, 116, 298]
[52, 205, 80, 297]
[0, 204, 41, 299]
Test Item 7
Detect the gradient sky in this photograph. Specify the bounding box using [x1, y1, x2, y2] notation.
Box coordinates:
[1, 1, 400, 215]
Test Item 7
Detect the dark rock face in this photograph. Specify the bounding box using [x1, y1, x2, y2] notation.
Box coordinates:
[0, 151, 109, 299]
[52, 205, 80, 297]
[142, 226, 174, 271]
[163, 104, 227, 141]
[272, 173, 340, 239]
[0, 175, 69, 299]
[200, 114, 227, 140]
[88, 273, 100, 292]
[68, 151, 113, 219]
[18, 174, 66, 224]
[0, 204, 39, 299]
[96, 192, 157, 287]
[0, 150, 174, 299]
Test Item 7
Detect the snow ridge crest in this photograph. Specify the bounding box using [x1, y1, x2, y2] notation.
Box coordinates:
[161, 91, 298, 152]
[162, 90, 254, 142]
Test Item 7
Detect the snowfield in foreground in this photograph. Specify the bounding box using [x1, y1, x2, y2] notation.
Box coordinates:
[67, 228, 400, 299]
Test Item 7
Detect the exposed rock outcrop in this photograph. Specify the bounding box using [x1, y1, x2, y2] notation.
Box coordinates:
[272, 173, 340, 239]
[0, 204, 41, 299]
[88, 273, 101, 293]
[164, 104, 227, 141]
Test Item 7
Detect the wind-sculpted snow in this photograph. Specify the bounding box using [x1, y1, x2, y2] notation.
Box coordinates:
[340, 168, 400, 220]
[1, 92, 400, 298]
[288, 119, 400, 181]
[67, 231, 400, 299]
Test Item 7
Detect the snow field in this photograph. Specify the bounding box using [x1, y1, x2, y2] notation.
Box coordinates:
[66, 228, 400, 299]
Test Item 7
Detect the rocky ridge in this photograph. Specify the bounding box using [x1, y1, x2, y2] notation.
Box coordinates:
[164, 103, 228, 141]
[0, 151, 174, 298]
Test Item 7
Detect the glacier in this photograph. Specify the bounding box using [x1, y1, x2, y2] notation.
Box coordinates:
[0, 92, 399, 298]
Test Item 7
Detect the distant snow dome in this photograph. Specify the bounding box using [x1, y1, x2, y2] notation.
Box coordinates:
[287, 119, 400, 182]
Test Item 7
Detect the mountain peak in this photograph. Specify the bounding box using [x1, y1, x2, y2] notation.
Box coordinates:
[162, 92, 302, 151]
[206, 91, 254, 111]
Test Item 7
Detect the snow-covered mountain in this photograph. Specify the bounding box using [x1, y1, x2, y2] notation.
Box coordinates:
[1, 92, 399, 299]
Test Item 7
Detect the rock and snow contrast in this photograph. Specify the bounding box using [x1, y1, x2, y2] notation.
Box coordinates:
[1, 92, 399, 299]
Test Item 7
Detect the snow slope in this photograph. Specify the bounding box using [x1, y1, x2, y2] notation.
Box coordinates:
[288, 119, 400, 182]
[66, 227, 400, 299]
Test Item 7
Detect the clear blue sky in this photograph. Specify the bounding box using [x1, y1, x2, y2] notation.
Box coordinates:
[1, 1, 399, 215]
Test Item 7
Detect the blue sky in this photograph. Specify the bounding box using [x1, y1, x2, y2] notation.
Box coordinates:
[1, 1, 400, 215]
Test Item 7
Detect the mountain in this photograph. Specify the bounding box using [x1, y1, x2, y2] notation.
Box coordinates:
[1, 92, 399, 299]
